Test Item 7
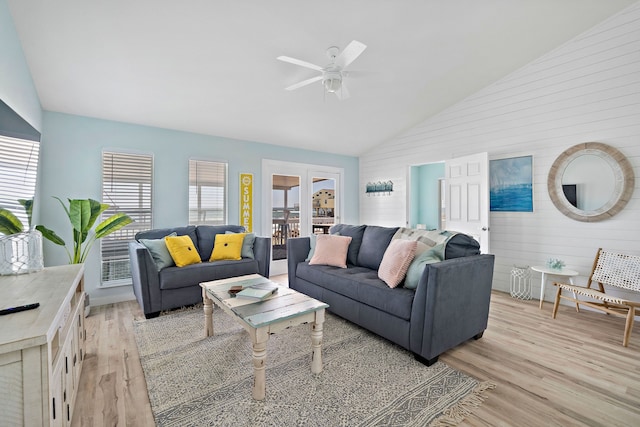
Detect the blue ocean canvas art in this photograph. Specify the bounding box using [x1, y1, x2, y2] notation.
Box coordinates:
[490, 156, 533, 212]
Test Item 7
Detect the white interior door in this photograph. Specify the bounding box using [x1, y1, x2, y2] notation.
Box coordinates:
[445, 152, 490, 253]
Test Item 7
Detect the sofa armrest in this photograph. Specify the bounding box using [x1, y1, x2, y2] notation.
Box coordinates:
[128, 241, 162, 316]
[253, 236, 271, 278]
[287, 237, 311, 289]
[409, 254, 495, 361]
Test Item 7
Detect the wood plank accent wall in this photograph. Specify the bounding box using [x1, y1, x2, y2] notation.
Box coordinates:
[359, 3, 640, 300]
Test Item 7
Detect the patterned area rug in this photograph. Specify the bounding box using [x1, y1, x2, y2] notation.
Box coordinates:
[133, 307, 494, 426]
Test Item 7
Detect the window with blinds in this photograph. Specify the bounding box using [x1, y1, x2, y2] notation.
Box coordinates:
[0, 135, 39, 227]
[101, 151, 153, 286]
[189, 160, 227, 225]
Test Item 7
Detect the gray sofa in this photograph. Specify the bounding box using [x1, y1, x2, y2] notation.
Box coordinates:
[129, 225, 270, 318]
[287, 224, 495, 365]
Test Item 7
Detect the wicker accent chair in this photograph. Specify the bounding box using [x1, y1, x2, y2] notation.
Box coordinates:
[552, 248, 640, 347]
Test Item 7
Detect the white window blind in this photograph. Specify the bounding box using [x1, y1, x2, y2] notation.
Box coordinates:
[0, 135, 39, 227]
[101, 151, 153, 286]
[189, 160, 227, 225]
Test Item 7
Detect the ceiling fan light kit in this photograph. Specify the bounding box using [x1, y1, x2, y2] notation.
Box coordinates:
[322, 71, 342, 93]
[277, 40, 366, 100]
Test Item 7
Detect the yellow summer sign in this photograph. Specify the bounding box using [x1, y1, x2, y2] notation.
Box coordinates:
[240, 173, 253, 232]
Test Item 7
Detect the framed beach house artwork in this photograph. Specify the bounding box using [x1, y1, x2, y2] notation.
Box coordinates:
[490, 155, 533, 212]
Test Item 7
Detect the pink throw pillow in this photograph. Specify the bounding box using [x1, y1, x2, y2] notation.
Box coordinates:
[378, 239, 418, 288]
[309, 234, 353, 268]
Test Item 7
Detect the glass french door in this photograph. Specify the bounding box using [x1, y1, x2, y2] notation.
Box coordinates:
[271, 174, 301, 262]
[263, 160, 342, 275]
[311, 176, 337, 235]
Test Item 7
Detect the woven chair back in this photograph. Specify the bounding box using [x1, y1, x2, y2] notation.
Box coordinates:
[591, 250, 640, 292]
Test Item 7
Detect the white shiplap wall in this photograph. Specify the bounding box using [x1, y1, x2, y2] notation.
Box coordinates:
[359, 2, 640, 302]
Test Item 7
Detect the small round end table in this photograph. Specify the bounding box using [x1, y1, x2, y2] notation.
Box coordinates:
[531, 265, 579, 309]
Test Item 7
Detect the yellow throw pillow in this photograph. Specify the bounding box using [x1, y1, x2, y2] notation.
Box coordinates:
[210, 233, 245, 261]
[164, 235, 201, 267]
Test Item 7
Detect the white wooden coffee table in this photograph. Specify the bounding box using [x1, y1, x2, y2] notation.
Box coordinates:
[200, 274, 328, 400]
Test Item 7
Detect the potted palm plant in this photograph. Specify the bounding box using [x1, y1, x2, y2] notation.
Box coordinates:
[36, 197, 133, 264]
[0, 199, 44, 275]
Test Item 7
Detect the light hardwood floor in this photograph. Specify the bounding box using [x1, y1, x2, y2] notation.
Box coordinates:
[72, 281, 640, 426]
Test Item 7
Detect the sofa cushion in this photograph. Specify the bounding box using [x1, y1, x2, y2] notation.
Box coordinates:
[378, 239, 418, 288]
[296, 263, 414, 320]
[196, 225, 246, 260]
[139, 232, 176, 270]
[165, 235, 202, 267]
[309, 234, 352, 268]
[356, 226, 399, 270]
[159, 259, 259, 290]
[330, 224, 366, 265]
[136, 225, 197, 244]
[210, 233, 244, 261]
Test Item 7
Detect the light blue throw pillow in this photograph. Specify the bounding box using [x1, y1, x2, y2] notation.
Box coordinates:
[225, 231, 255, 259]
[305, 234, 317, 261]
[139, 232, 177, 271]
[404, 243, 445, 289]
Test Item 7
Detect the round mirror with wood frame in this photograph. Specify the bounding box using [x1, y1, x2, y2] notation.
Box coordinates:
[547, 142, 635, 222]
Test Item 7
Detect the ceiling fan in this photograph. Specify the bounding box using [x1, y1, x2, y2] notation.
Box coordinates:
[277, 40, 367, 100]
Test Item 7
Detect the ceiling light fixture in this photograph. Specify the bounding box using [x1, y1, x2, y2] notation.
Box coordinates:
[322, 71, 342, 93]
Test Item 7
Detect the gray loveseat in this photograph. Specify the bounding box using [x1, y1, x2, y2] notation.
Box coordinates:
[287, 224, 495, 365]
[129, 225, 270, 318]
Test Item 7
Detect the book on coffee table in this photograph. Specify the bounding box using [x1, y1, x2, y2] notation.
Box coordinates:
[236, 283, 279, 301]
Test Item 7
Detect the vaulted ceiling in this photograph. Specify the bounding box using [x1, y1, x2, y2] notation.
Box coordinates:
[7, 0, 635, 156]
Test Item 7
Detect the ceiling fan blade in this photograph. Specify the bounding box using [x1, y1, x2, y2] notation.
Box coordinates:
[277, 56, 324, 72]
[335, 40, 367, 69]
[336, 81, 351, 100]
[285, 75, 323, 91]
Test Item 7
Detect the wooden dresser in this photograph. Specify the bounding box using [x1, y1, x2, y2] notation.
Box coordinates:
[0, 264, 86, 426]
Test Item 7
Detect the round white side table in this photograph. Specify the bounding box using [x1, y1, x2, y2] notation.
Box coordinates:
[531, 265, 579, 309]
